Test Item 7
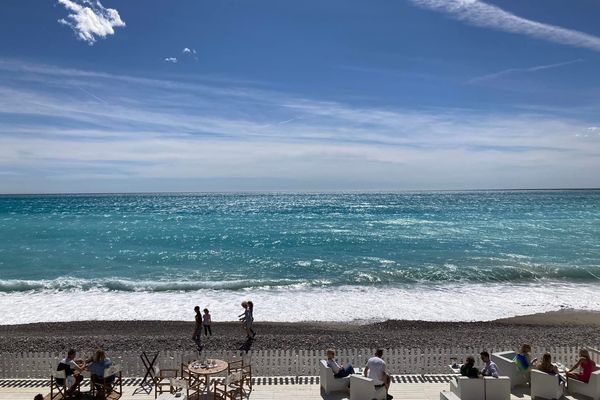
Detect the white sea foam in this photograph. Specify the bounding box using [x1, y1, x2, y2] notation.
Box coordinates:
[1, 282, 599, 325]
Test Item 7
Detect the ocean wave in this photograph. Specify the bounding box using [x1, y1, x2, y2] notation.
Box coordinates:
[0, 277, 322, 293]
[1, 263, 599, 294]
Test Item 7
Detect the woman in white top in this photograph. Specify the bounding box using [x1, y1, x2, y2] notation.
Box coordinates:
[326, 349, 354, 378]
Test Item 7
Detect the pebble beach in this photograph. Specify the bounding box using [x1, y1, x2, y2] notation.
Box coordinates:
[2, 310, 599, 355]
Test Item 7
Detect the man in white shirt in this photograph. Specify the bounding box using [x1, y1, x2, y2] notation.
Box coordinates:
[364, 349, 392, 399]
[480, 351, 499, 378]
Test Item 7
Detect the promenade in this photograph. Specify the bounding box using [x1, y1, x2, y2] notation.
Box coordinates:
[0, 375, 584, 400]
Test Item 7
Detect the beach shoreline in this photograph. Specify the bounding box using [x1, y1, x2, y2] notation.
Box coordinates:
[1, 309, 599, 354]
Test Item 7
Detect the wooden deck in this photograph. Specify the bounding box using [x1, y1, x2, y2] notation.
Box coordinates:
[0, 377, 587, 400]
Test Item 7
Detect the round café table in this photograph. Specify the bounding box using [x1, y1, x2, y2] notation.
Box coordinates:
[186, 359, 228, 395]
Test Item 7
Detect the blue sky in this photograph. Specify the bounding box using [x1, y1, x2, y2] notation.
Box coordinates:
[0, 0, 599, 192]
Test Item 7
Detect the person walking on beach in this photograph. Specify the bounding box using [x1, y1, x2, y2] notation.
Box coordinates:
[202, 308, 212, 336]
[192, 306, 203, 352]
[247, 300, 256, 338]
[239, 300, 256, 339]
[239, 301, 248, 336]
[364, 349, 392, 400]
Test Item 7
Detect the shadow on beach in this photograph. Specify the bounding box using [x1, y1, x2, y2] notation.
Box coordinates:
[239, 337, 254, 353]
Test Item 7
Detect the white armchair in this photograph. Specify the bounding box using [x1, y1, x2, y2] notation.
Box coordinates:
[484, 376, 511, 400]
[530, 369, 563, 400]
[319, 360, 350, 394]
[449, 377, 485, 400]
[349, 375, 386, 400]
[567, 369, 600, 400]
[491, 351, 527, 387]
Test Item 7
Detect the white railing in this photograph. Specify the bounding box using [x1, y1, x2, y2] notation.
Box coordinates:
[0, 345, 594, 379]
[587, 345, 600, 365]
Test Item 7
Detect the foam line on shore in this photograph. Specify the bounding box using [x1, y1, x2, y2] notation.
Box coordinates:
[1, 282, 600, 325]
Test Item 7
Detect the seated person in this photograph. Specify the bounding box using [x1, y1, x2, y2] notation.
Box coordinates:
[56, 349, 85, 395]
[460, 356, 479, 378]
[364, 349, 393, 400]
[88, 349, 115, 390]
[325, 349, 354, 378]
[536, 352, 559, 375]
[536, 352, 565, 384]
[567, 348, 596, 383]
[479, 351, 499, 378]
[514, 344, 537, 376]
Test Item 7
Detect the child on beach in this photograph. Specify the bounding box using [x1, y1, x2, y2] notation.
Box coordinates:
[202, 308, 212, 336]
[247, 300, 256, 338]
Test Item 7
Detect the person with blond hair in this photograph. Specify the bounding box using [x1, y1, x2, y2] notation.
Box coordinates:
[514, 344, 537, 374]
[88, 349, 114, 384]
[567, 349, 596, 383]
[88, 348, 115, 397]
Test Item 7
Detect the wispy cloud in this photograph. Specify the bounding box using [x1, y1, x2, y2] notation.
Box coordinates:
[57, 0, 125, 45]
[182, 48, 197, 54]
[469, 59, 584, 83]
[164, 57, 178, 63]
[408, 0, 600, 52]
[0, 59, 599, 191]
[78, 87, 108, 103]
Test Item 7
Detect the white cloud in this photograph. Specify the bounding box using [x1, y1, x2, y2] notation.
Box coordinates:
[469, 59, 584, 83]
[164, 57, 178, 63]
[408, 0, 600, 52]
[0, 60, 599, 191]
[57, 0, 125, 45]
[182, 48, 196, 54]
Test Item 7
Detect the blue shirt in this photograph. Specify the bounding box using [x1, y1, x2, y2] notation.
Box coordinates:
[514, 354, 530, 372]
[88, 358, 112, 377]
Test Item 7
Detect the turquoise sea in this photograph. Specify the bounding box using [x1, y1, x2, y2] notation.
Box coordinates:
[0, 191, 599, 324]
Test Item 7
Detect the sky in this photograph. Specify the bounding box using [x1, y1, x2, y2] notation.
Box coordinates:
[0, 0, 599, 193]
